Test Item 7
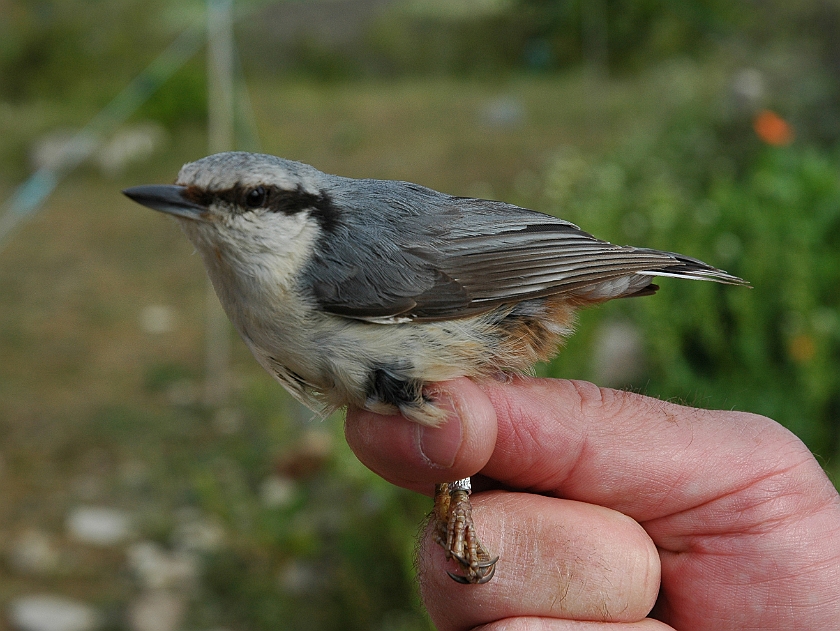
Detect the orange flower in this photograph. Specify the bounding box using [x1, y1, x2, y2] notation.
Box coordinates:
[753, 110, 794, 146]
[789, 333, 815, 363]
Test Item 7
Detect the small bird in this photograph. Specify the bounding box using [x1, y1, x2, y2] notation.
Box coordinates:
[124, 152, 748, 584]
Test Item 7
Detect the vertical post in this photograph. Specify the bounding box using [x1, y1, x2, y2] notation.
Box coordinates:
[204, 0, 234, 407]
[582, 0, 608, 78]
[208, 0, 235, 152]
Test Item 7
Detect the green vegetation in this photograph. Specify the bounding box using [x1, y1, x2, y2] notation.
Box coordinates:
[542, 127, 840, 457]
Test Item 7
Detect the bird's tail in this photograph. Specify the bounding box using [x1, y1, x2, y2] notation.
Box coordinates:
[636, 249, 751, 287]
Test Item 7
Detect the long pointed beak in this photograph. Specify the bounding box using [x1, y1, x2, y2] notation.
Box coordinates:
[122, 185, 207, 220]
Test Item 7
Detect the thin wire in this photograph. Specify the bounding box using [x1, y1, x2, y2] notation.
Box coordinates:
[0, 22, 205, 253]
[0, 0, 275, 253]
[204, 0, 236, 407]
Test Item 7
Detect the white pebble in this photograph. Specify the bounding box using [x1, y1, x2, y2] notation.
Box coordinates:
[66, 506, 133, 546]
[259, 475, 296, 508]
[139, 305, 176, 334]
[8, 595, 100, 631]
[172, 514, 226, 553]
[127, 541, 199, 591]
[127, 591, 186, 631]
[591, 319, 645, 387]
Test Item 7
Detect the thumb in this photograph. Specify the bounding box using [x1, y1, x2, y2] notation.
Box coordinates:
[344, 377, 498, 495]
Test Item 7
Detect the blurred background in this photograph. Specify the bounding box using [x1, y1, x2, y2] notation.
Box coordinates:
[1, 0, 839, 629]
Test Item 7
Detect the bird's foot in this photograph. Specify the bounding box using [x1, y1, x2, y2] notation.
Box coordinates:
[433, 479, 498, 584]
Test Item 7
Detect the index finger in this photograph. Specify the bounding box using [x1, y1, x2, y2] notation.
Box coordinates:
[479, 377, 819, 521]
[345, 375, 822, 522]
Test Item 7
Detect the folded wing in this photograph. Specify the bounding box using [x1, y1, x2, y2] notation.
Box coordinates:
[307, 191, 748, 323]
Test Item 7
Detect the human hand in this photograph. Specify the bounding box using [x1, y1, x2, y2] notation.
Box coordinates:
[345, 377, 840, 630]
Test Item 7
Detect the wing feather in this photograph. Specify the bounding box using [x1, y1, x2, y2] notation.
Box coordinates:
[305, 181, 748, 322]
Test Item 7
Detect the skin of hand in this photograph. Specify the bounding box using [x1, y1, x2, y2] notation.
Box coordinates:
[344, 376, 840, 631]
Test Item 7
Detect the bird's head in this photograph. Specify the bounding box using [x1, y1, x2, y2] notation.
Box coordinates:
[123, 152, 340, 278]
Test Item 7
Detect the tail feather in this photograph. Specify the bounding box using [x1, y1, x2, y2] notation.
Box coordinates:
[636, 250, 751, 287]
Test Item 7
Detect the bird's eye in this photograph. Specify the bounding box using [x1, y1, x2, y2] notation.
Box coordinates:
[244, 186, 267, 209]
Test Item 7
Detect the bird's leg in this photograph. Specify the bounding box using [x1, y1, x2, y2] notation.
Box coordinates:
[433, 478, 498, 584]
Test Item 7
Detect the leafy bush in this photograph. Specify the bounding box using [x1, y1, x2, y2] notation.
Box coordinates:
[542, 119, 840, 460]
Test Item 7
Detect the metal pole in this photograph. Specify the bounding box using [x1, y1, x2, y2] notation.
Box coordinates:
[204, 0, 235, 406]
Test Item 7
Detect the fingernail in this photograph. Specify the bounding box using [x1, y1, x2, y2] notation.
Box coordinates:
[417, 394, 463, 468]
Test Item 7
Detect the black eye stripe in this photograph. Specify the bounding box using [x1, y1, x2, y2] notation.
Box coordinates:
[209, 185, 340, 232]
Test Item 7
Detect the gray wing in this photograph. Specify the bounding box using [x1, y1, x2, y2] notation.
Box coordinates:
[304, 181, 747, 322]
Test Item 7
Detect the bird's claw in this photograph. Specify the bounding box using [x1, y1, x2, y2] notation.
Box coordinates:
[446, 555, 498, 584]
[433, 481, 498, 585]
[449, 551, 498, 569]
